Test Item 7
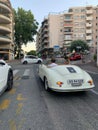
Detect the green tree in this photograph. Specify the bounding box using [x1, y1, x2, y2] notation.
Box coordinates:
[27, 50, 36, 55]
[14, 8, 39, 58]
[69, 40, 89, 52]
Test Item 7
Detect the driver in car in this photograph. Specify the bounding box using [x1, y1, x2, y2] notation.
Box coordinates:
[48, 58, 58, 67]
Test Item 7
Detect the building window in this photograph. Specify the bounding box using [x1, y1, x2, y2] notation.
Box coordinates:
[74, 16, 79, 19]
[81, 15, 85, 19]
[65, 15, 71, 20]
[74, 9, 79, 12]
[81, 9, 85, 12]
[74, 22, 79, 26]
[65, 35, 71, 39]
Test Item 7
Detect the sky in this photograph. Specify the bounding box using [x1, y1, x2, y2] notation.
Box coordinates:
[10, 0, 98, 52]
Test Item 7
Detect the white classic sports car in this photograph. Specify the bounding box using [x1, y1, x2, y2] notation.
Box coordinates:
[0, 60, 13, 95]
[38, 63, 95, 92]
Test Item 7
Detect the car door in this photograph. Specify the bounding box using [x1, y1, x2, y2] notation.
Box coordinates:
[0, 63, 8, 91]
[31, 56, 38, 63]
[26, 56, 34, 63]
[39, 64, 47, 80]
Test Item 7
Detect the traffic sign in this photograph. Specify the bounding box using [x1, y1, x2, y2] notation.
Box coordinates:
[53, 45, 60, 52]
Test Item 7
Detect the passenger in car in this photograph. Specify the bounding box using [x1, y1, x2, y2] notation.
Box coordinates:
[48, 58, 58, 67]
[64, 53, 70, 64]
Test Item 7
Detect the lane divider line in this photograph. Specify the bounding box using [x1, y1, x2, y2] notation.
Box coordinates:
[90, 89, 98, 95]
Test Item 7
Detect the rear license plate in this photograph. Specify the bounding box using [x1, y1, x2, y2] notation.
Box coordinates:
[68, 79, 84, 86]
[71, 83, 82, 86]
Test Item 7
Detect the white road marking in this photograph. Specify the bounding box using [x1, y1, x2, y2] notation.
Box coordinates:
[23, 69, 30, 76]
[13, 70, 19, 76]
[90, 89, 98, 95]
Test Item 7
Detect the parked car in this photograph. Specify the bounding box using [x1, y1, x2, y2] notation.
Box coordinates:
[21, 55, 43, 64]
[70, 53, 81, 61]
[38, 63, 95, 92]
[0, 60, 13, 95]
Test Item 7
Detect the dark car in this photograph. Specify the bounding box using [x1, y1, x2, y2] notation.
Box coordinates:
[70, 53, 81, 61]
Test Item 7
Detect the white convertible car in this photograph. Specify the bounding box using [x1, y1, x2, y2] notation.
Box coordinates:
[38, 63, 95, 92]
[0, 60, 13, 95]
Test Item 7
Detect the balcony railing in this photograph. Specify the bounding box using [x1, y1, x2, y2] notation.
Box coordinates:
[0, 26, 11, 33]
[64, 24, 73, 27]
[0, 14, 11, 23]
[64, 18, 73, 21]
[86, 23, 92, 27]
[64, 37, 72, 40]
[86, 17, 93, 21]
[86, 30, 92, 34]
[0, 1, 11, 8]
[0, 35, 11, 43]
[0, 2, 11, 13]
[86, 36, 92, 40]
[86, 10, 93, 14]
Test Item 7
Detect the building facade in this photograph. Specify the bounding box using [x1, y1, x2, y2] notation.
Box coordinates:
[0, 0, 14, 60]
[36, 13, 63, 58]
[36, 5, 98, 58]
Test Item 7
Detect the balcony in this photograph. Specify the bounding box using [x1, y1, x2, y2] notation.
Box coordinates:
[42, 23, 48, 28]
[64, 18, 73, 21]
[0, 36, 11, 43]
[86, 17, 93, 21]
[64, 31, 73, 34]
[0, 14, 11, 24]
[64, 38, 72, 40]
[42, 34, 48, 41]
[43, 45, 49, 48]
[86, 10, 93, 14]
[64, 23, 73, 27]
[44, 34, 48, 38]
[0, 26, 11, 34]
[0, 3, 11, 13]
[44, 39, 49, 43]
[86, 23, 92, 27]
[86, 36, 92, 40]
[86, 30, 92, 34]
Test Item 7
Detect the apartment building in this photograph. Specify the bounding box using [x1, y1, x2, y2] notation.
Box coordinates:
[36, 13, 63, 58]
[0, 0, 14, 60]
[36, 5, 98, 58]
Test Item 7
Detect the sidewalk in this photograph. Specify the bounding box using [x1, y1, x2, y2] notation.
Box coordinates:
[7, 59, 21, 64]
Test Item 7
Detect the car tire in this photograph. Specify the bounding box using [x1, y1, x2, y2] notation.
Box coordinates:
[6, 71, 13, 91]
[44, 77, 49, 91]
[37, 60, 41, 64]
[23, 61, 28, 64]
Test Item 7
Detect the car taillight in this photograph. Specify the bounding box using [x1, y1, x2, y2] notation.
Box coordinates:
[88, 80, 93, 85]
[56, 81, 63, 87]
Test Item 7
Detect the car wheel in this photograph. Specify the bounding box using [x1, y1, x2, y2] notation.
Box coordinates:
[44, 77, 49, 91]
[6, 71, 13, 91]
[23, 61, 27, 64]
[37, 60, 41, 64]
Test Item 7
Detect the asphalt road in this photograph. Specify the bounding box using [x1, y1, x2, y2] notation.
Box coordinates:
[0, 62, 98, 130]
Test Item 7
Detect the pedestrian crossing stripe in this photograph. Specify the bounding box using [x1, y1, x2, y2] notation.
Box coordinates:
[13, 70, 19, 76]
[13, 69, 30, 80]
